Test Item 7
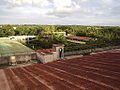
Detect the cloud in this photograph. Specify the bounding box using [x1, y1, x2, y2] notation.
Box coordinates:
[47, 0, 80, 17]
[8, 0, 44, 5]
[0, 0, 120, 25]
[2, 0, 81, 17]
[53, 0, 72, 7]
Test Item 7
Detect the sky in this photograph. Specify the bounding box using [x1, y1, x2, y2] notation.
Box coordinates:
[0, 0, 120, 25]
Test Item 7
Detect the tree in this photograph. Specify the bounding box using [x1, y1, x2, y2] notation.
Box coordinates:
[2, 25, 15, 36]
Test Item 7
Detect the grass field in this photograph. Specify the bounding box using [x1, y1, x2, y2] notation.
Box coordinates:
[0, 38, 34, 56]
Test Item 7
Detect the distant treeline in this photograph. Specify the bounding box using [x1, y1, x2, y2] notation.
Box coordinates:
[0, 25, 120, 38]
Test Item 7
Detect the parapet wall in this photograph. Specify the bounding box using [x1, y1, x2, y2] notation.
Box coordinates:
[37, 52, 57, 63]
[64, 46, 120, 56]
[0, 52, 37, 65]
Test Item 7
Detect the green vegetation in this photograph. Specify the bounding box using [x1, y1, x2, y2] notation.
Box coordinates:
[0, 25, 120, 52]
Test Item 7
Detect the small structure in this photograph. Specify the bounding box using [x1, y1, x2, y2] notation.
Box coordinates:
[37, 44, 64, 63]
[9, 35, 36, 43]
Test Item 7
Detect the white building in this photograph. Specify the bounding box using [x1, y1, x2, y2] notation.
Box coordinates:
[9, 36, 36, 43]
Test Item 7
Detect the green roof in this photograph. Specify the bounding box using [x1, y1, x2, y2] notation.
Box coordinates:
[0, 39, 34, 56]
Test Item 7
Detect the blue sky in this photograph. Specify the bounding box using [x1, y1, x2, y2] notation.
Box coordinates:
[0, 0, 120, 25]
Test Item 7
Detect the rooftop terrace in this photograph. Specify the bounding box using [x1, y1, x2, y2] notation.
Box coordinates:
[0, 50, 120, 90]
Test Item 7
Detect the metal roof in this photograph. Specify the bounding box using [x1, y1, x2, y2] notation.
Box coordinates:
[0, 39, 34, 56]
[66, 36, 93, 41]
[0, 50, 120, 90]
[52, 44, 64, 47]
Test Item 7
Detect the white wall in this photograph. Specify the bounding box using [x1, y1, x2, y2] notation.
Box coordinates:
[37, 52, 58, 63]
[53, 46, 64, 59]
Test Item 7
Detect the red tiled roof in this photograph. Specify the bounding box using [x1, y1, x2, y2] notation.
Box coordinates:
[66, 36, 93, 41]
[52, 44, 64, 47]
[37, 49, 55, 54]
[0, 50, 120, 90]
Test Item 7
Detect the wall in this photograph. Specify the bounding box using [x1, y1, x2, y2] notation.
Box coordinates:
[37, 52, 57, 63]
[0, 57, 9, 65]
[37, 53, 45, 63]
[64, 46, 120, 56]
[0, 52, 36, 65]
[53, 52, 58, 60]
[44, 54, 54, 63]
[53, 46, 64, 59]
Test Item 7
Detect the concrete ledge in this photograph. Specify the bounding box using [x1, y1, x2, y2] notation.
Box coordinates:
[65, 46, 120, 56]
